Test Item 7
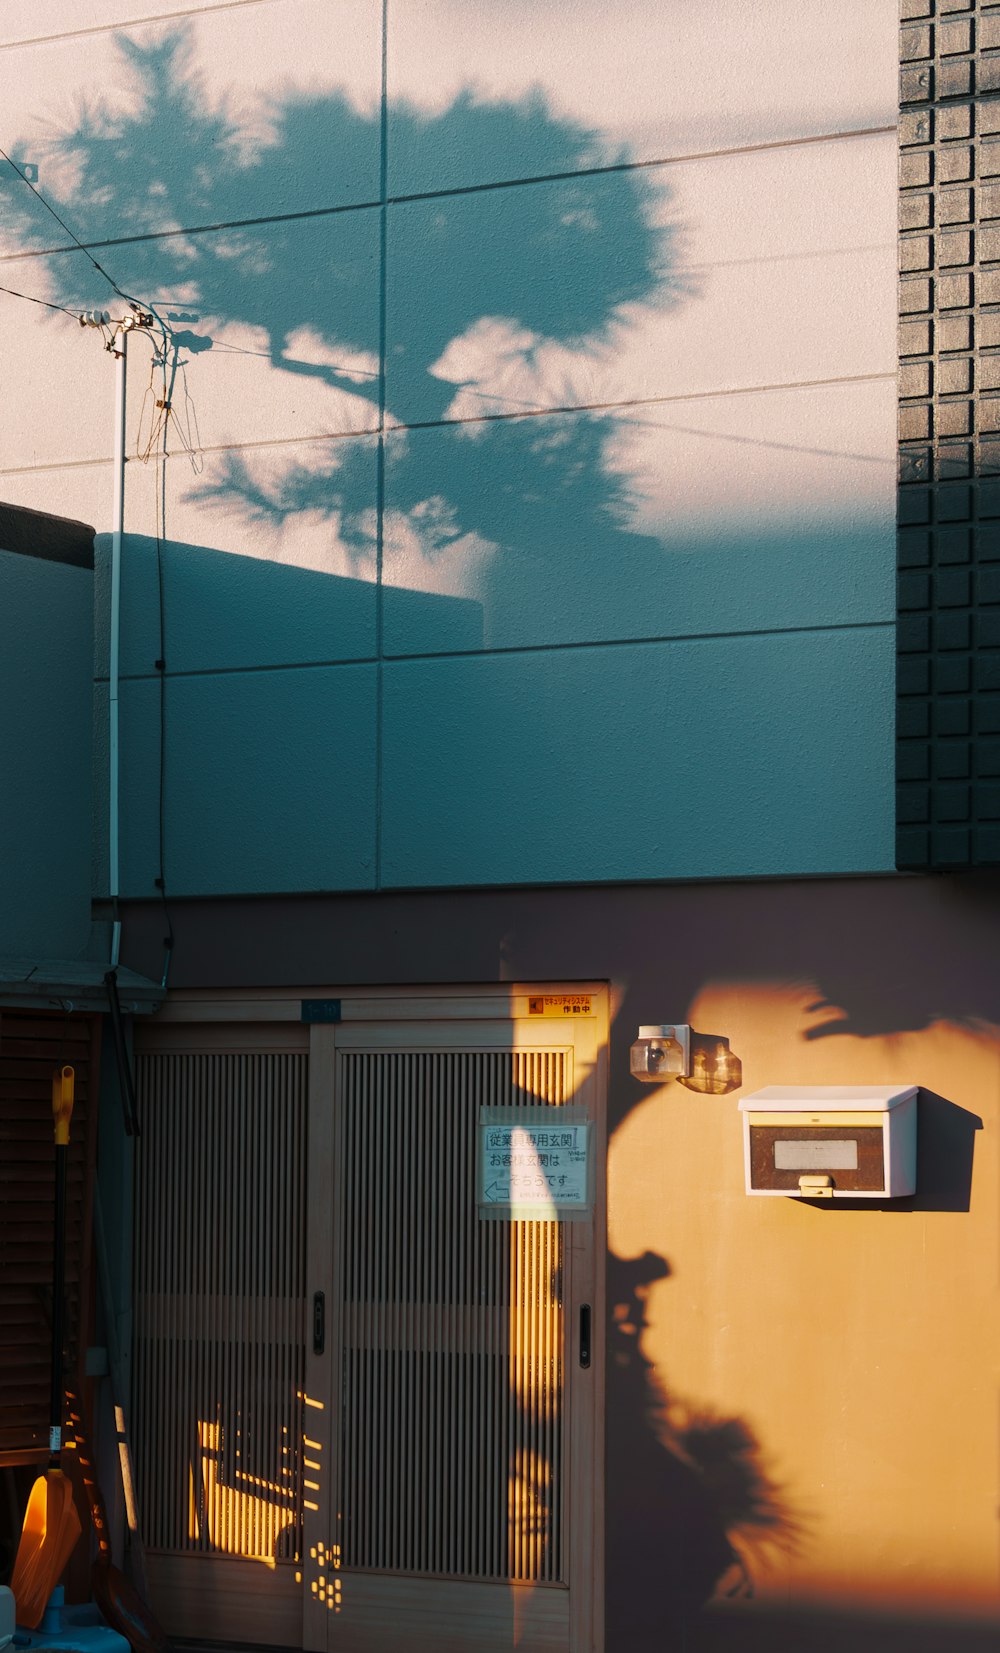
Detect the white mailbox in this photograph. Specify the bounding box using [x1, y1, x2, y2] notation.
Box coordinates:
[739, 1086, 918, 1199]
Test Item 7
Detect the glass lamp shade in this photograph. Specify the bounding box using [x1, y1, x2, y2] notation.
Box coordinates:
[630, 1032, 685, 1080]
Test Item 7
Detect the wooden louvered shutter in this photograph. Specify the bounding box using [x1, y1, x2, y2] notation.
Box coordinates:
[0, 1011, 99, 1465]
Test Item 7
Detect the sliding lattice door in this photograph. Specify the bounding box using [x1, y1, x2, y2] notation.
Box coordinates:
[133, 1024, 309, 1645]
[132, 992, 604, 1653]
[337, 1049, 565, 1583]
[306, 1002, 604, 1653]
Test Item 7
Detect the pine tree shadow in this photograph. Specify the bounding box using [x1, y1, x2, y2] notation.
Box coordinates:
[607, 1252, 803, 1650]
[5, 27, 694, 603]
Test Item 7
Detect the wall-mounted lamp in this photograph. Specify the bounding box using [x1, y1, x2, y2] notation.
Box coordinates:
[630, 1024, 743, 1093]
[630, 1025, 691, 1081]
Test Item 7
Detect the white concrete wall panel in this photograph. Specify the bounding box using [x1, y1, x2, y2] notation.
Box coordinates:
[0, 547, 94, 956]
[1, 1, 283, 46]
[0, 1, 382, 251]
[0, 438, 382, 673]
[111, 661, 380, 895]
[0, 1, 899, 894]
[0, 216, 381, 471]
[379, 627, 896, 887]
[387, 0, 898, 190]
[382, 380, 896, 655]
[384, 135, 896, 426]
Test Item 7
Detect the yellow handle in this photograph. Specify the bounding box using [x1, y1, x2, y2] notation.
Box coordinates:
[53, 1065, 75, 1146]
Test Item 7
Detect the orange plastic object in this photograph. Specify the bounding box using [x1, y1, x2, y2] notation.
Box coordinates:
[53, 1066, 75, 1147]
[10, 1468, 83, 1629]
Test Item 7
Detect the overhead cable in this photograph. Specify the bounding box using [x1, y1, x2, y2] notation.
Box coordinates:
[0, 279, 79, 319]
[0, 144, 170, 345]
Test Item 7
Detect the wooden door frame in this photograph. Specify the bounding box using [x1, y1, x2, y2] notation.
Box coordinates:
[302, 985, 607, 1653]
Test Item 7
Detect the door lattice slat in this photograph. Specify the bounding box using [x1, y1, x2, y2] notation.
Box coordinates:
[133, 1052, 307, 1563]
[337, 1049, 566, 1584]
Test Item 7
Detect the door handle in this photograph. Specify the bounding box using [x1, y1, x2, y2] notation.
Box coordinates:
[313, 1291, 325, 1355]
[579, 1303, 591, 1369]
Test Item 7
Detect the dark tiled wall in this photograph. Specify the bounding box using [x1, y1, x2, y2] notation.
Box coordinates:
[898, 0, 1000, 868]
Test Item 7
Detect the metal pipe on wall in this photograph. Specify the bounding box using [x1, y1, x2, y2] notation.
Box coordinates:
[109, 323, 128, 969]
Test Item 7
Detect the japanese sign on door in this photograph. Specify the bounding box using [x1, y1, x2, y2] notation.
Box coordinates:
[477, 1106, 592, 1219]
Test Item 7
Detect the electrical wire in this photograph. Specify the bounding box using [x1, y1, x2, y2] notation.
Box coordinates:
[135, 331, 202, 471]
[2, 145, 148, 311]
[0, 144, 171, 351]
[0, 280, 79, 319]
[136, 348, 169, 464]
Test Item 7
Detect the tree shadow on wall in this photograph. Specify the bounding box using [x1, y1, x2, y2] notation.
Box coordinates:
[6, 26, 693, 618]
[6, 32, 820, 1642]
[606, 1252, 802, 1651]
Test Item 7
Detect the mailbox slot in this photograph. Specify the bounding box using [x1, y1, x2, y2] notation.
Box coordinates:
[749, 1122, 883, 1193]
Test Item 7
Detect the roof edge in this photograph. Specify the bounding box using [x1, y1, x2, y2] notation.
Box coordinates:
[0, 957, 163, 1014]
[0, 502, 96, 570]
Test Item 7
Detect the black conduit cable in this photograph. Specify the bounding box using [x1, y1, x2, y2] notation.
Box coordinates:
[139, 328, 176, 993]
[104, 970, 140, 1138]
[155, 408, 175, 992]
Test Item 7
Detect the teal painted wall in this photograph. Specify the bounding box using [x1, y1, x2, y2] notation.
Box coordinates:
[0, 546, 93, 956]
[0, 3, 898, 897]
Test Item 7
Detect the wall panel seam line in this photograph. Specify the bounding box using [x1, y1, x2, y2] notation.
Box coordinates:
[97, 618, 895, 688]
[0, 371, 897, 481]
[0, 128, 898, 260]
[0, 0, 286, 54]
[684, 243, 894, 272]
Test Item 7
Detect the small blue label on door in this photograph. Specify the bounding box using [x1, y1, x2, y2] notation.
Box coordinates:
[301, 999, 342, 1022]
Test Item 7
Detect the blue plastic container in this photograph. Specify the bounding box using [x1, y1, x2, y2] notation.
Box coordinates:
[13, 1589, 128, 1653]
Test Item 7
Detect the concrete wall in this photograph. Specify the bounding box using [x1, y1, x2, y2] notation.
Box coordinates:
[0, 525, 94, 958]
[123, 872, 1000, 1649]
[0, 0, 899, 896]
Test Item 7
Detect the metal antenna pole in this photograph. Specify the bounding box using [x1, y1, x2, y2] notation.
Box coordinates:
[109, 321, 129, 968]
[81, 306, 156, 968]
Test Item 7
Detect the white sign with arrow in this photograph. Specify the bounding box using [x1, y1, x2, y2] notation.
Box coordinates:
[477, 1109, 592, 1219]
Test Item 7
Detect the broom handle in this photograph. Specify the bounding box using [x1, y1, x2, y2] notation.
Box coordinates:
[50, 1066, 75, 1465]
[49, 1142, 67, 1462]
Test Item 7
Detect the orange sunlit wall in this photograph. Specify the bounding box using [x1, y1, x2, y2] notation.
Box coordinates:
[608, 981, 1000, 1637]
